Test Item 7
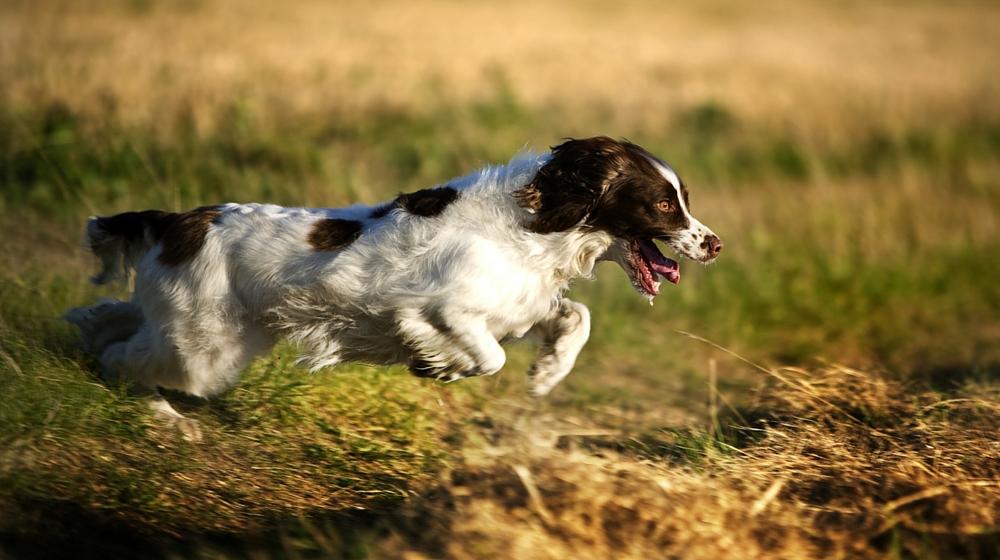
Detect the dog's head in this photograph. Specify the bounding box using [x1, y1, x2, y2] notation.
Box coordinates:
[515, 136, 722, 298]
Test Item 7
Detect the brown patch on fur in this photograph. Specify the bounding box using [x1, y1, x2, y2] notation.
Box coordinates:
[307, 218, 363, 252]
[513, 185, 543, 210]
[368, 186, 459, 220]
[95, 206, 222, 267]
[94, 210, 162, 245]
[395, 186, 459, 217]
[150, 207, 222, 266]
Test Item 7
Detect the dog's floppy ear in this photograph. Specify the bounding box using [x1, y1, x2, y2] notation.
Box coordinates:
[515, 137, 629, 234]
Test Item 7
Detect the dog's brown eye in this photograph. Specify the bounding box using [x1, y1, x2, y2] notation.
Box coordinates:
[657, 200, 672, 212]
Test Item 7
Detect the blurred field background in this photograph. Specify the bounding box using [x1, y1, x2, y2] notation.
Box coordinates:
[2, 0, 1000, 558]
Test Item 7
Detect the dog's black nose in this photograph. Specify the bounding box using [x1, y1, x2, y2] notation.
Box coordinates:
[703, 235, 723, 257]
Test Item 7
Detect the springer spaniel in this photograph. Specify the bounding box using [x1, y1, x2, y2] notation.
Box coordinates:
[66, 137, 721, 440]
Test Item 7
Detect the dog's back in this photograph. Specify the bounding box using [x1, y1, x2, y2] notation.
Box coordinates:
[69, 152, 575, 395]
[67, 138, 722, 440]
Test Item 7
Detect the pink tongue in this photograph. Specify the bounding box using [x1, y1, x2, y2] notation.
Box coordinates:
[652, 261, 680, 285]
[638, 240, 680, 285]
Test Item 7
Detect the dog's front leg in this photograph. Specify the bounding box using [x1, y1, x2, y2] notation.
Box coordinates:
[397, 307, 507, 382]
[526, 298, 591, 397]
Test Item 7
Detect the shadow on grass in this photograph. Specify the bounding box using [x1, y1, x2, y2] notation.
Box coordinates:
[915, 361, 1000, 393]
[2, 499, 387, 560]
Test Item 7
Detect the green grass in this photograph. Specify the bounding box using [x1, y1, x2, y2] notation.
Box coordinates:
[3, 88, 999, 419]
[1, 87, 1000, 555]
[0, 273, 452, 536]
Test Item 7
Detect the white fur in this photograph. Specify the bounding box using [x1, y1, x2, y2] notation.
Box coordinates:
[67, 147, 717, 439]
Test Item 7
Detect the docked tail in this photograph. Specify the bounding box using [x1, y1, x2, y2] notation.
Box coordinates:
[85, 211, 159, 285]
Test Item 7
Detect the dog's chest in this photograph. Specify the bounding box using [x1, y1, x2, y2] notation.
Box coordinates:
[479, 268, 569, 340]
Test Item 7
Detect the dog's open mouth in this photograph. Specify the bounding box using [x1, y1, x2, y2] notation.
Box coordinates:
[627, 238, 679, 297]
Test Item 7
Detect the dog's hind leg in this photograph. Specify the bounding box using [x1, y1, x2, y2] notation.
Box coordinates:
[525, 298, 591, 397]
[67, 301, 201, 440]
[64, 299, 145, 356]
[98, 324, 204, 441]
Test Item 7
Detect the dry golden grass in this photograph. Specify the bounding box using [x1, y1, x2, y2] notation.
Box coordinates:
[3, 0, 1000, 136]
[379, 366, 1000, 559]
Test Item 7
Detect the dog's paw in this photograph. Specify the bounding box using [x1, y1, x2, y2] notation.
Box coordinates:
[175, 417, 203, 442]
[154, 413, 203, 442]
[149, 395, 203, 442]
[409, 357, 494, 382]
[526, 354, 566, 398]
[527, 378, 558, 398]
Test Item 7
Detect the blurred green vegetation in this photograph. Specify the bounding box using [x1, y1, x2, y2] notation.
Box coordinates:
[7, 95, 1000, 210]
[2, 82, 1000, 552]
[3, 90, 1000, 403]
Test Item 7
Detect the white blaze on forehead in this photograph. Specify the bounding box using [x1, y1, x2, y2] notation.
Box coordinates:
[641, 153, 719, 245]
[641, 155, 693, 218]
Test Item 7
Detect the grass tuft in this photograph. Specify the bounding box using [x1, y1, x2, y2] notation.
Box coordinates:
[380, 366, 1000, 559]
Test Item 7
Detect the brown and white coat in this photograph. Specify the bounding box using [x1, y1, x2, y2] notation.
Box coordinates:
[66, 137, 722, 440]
